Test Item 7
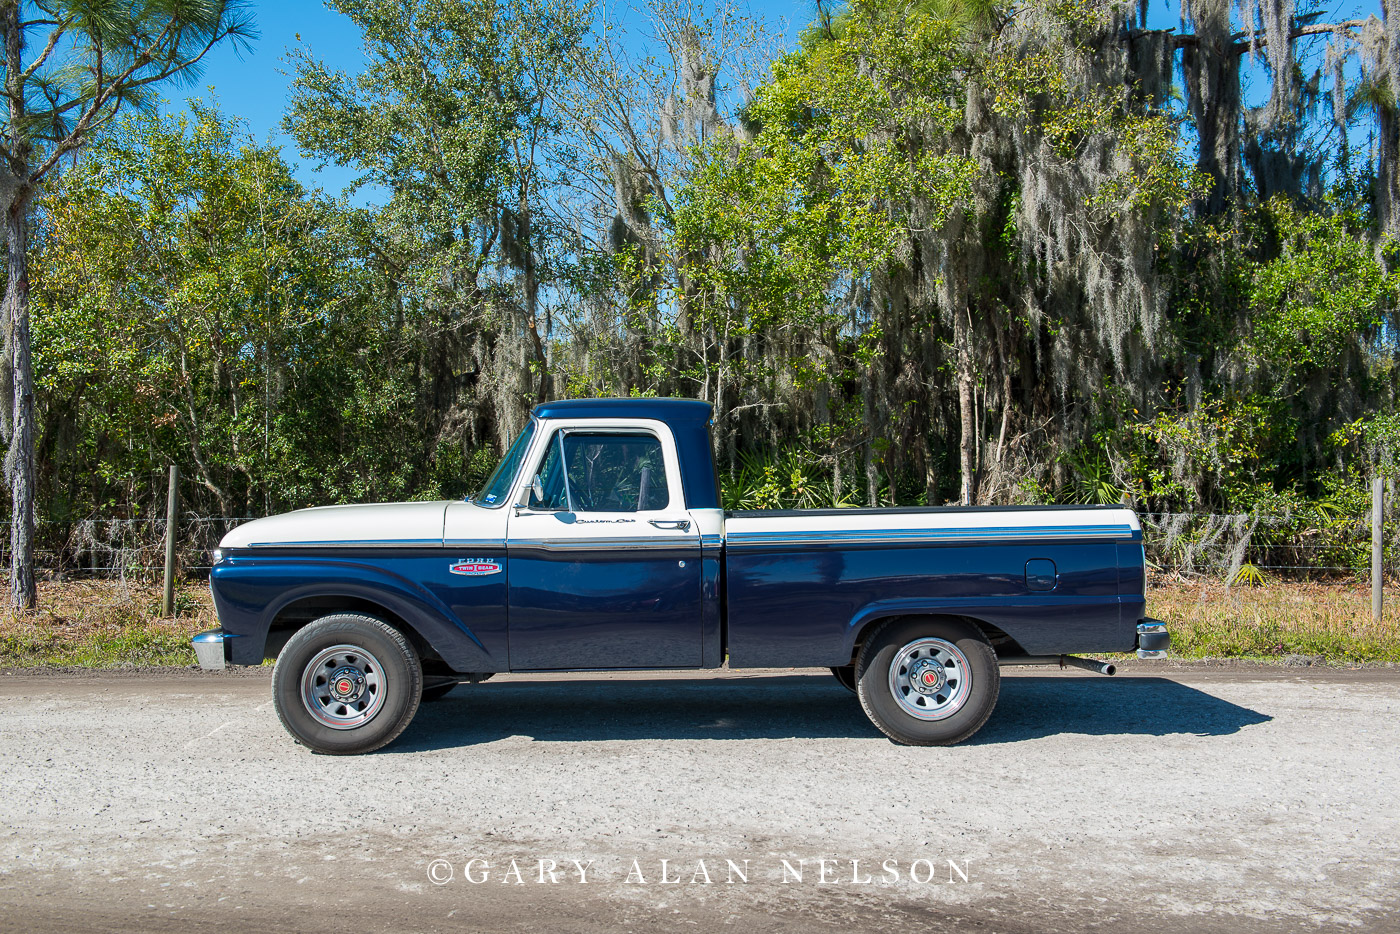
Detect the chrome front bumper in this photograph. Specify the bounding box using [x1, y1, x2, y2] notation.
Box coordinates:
[1136, 619, 1169, 659]
[192, 630, 233, 670]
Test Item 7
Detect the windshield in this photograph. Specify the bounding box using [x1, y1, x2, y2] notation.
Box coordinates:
[472, 419, 537, 507]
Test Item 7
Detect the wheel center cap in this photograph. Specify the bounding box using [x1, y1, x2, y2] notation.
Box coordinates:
[329, 666, 365, 702]
[910, 660, 947, 695]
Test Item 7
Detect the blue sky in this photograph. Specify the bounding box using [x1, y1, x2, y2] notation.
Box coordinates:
[167, 1, 367, 193]
[165, 0, 1382, 199]
[165, 0, 811, 197]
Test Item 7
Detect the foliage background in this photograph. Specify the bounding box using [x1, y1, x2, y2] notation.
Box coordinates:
[13, 0, 1400, 569]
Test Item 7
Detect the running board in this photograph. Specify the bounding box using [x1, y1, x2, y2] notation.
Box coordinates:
[998, 655, 1116, 676]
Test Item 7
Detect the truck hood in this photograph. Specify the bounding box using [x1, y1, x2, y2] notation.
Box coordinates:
[219, 501, 453, 549]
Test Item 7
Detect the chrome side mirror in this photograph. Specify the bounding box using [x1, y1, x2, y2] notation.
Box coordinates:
[531, 474, 545, 505]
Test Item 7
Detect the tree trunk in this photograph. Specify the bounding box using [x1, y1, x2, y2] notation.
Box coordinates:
[955, 307, 976, 506]
[5, 205, 35, 608]
[715, 319, 734, 472]
[863, 371, 878, 506]
[518, 199, 550, 404]
[1179, 3, 1241, 216]
[1377, 91, 1400, 239]
[990, 324, 1013, 500]
[924, 449, 939, 507]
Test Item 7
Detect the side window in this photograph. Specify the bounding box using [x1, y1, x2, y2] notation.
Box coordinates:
[527, 432, 571, 511]
[528, 431, 670, 513]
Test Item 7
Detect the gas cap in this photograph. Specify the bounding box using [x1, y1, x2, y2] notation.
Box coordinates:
[1025, 558, 1057, 592]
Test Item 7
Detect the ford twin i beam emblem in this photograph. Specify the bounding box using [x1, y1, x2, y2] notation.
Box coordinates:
[449, 559, 502, 576]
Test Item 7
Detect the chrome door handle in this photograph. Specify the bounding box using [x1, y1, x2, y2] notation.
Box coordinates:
[649, 519, 691, 532]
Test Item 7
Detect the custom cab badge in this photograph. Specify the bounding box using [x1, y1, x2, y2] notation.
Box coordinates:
[449, 559, 502, 576]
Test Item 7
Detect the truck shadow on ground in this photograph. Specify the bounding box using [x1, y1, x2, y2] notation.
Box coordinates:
[966, 675, 1274, 745]
[387, 674, 1272, 752]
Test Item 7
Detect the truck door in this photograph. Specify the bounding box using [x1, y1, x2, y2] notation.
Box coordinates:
[505, 422, 703, 669]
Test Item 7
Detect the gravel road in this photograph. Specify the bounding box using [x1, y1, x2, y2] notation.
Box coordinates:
[0, 665, 1397, 933]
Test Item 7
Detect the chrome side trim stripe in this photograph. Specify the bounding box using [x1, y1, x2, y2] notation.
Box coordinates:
[246, 539, 445, 549]
[509, 536, 701, 552]
[725, 525, 1137, 548]
[243, 536, 695, 551]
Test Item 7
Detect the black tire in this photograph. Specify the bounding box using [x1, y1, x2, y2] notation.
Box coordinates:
[855, 617, 999, 746]
[272, 613, 423, 755]
[830, 665, 857, 694]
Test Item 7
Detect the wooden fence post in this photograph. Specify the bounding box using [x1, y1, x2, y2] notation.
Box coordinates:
[162, 466, 179, 617]
[1372, 477, 1383, 623]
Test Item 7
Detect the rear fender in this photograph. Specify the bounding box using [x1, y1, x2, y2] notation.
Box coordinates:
[843, 595, 1132, 660]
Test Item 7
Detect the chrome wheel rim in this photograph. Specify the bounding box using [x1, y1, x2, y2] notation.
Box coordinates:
[888, 637, 971, 721]
[300, 644, 387, 730]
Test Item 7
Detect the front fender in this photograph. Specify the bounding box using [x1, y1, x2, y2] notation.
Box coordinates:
[209, 553, 501, 672]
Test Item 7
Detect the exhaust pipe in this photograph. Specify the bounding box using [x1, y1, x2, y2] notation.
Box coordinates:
[998, 654, 1116, 676]
[1060, 655, 1116, 676]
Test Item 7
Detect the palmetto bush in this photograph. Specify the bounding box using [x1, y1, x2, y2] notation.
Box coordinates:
[720, 449, 860, 512]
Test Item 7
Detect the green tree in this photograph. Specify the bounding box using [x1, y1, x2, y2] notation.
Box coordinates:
[669, 0, 1201, 505]
[31, 105, 440, 520]
[1, 0, 253, 607]
[284, 0, 588, 451]
[1246, 200, 1399, 384]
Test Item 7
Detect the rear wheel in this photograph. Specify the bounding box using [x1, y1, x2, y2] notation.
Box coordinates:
[855, 617, 999, 746]
[272, 613, 422, 754]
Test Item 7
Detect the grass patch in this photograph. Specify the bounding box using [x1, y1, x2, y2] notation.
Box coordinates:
[0, 581, 214, 668]
[1148, 579, 1400, 664]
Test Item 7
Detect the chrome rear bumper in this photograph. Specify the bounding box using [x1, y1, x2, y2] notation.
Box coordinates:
[1136, 619, 1169, 659]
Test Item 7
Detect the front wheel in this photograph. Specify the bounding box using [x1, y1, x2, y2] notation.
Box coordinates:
[855, 617, 999, 746]
[272, 613, 423, 754]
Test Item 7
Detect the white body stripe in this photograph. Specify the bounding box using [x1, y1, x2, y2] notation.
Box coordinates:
[724, 508, 1139, 546]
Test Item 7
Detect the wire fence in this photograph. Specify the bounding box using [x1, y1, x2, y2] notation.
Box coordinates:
[1139, 511, 1388, 582]
[0, 509, 1390, 584]
[0, 517, 252, 581]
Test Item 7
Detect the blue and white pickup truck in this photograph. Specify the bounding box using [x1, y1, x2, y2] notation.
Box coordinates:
[195, 398, 1168, 753]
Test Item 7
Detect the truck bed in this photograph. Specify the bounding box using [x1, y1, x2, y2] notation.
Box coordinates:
[722, 504, 1145, 667]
